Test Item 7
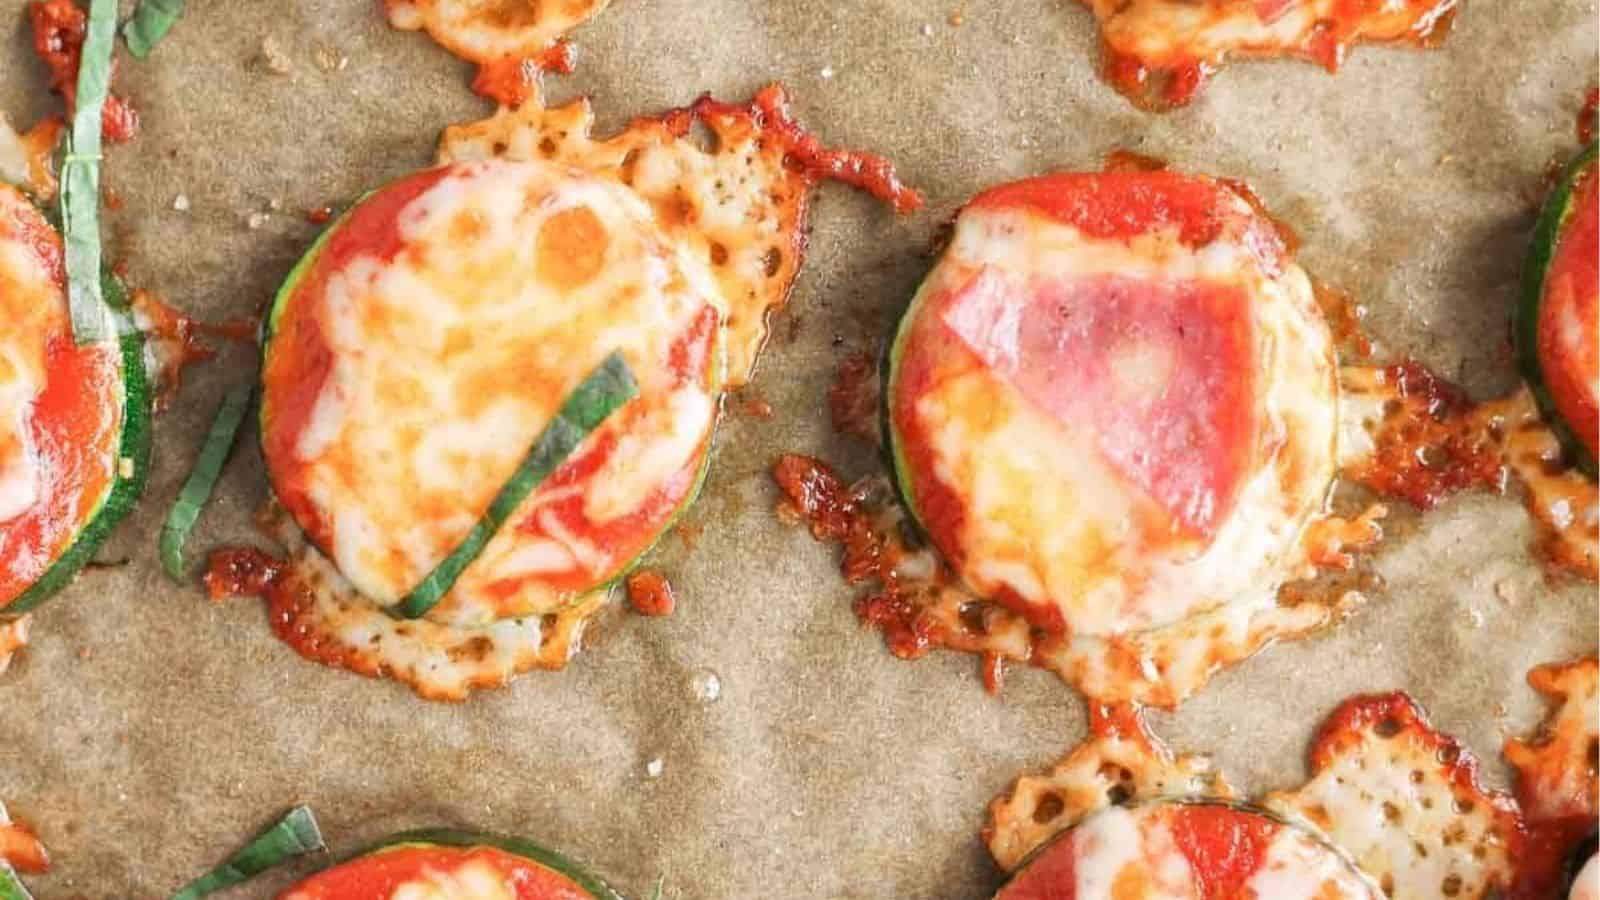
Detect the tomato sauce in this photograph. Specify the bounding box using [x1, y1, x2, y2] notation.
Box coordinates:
[684, 86, 924, 215]
[470, 41, 576, 108]
[28, 0, 140, 143]
[969, 172, 1284, 264]
[625, 569, 676, 617]
[0, 194, 122, 609]
[279, 844, 591, 900]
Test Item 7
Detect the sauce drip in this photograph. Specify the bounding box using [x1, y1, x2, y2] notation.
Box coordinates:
[470, 40, 577, 108]
[625, 569, 677, 617]
[28, 0, 139, 143]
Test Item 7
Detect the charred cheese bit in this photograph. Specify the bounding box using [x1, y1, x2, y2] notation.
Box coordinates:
[1506, 657, 1599, 826]
[888, 171, 1338, 637]
[439, 82, 921, 389]
[1264, 692, 1525, 900]
[1340, 366, 1598, 578]
[987, 704, 1231, 872]
[1081, 0, 1457, 110]
[261, 159, 721, 625]
[384, 0, 605, 63]
[235, 520, 597, 701]
[996, 802, 1381, 899]
[774, 458, 1364, 708]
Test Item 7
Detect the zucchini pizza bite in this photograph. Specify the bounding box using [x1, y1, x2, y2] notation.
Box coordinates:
[260, 158, 722, 623]
[277, 830, 624, 900]
[1520, 141, 1598, 478]
[0, 182, 149, 632]
[217, 84, 918, 699]
[885, 170, 1338, 640]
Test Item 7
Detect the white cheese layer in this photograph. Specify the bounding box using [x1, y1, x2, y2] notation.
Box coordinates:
[1071, 805, 1197, 898]
[274, 159, 722, 621]
[896, 196, 1337, 636]
[0, 204, 64, 523]
[1573, 855, 1599, 900]
[1245, 824, 1383, 899]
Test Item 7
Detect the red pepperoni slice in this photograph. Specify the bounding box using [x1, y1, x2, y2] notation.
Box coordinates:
[939, 265, 1258, 539]
[280, 844, 591, 899]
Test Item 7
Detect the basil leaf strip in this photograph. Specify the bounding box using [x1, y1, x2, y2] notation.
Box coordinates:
[59, 0, 117, 345]
[397, 351, 639, 619]
[0, 865, 31, 900]
[159, 385, 253, 580]
[122, 0, 186, 58]
[170, 806, 325, 900]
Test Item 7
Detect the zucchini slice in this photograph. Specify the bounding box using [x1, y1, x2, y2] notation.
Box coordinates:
[283, 829, 625, 900]
[1519, 141, 1599, 476]
[0, 189, 151, 616]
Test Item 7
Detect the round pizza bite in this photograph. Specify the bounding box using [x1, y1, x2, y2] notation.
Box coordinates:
[885, 171, 1338, 637]
[279, 830, 622, 900]
[0, 182, 150, 617]
[259, 158, 722, 625]
[995, 801, 1380, 900]
[1521, 140, 1599, 476]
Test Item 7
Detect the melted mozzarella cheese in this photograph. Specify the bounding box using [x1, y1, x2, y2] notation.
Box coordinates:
[383, 0, 610, 63]
[389, 861, 515, 900]
[1245, 825, 1382, 899]
[0, 227, 61, 522]
[274, 159, 722, 620]
[899, 197, 1338, 636]
[437, 86, 816, 389]
[1087, 0, 1450, 63]
[1264, 696, 1522, 900]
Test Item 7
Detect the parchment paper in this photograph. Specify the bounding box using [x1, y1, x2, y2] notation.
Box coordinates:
[0, 2, 1596, 897]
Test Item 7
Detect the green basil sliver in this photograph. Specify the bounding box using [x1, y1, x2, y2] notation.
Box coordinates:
[160, 385, 253, 580]
[58, 0, 117, 345]
[122, 0, 186, 58]
[170, 805, 325, 900]
[0, 864, 32, 900]
[398, 351, 639, 619]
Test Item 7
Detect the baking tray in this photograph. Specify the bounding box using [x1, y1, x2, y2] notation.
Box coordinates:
[0, 1, 1596, 896]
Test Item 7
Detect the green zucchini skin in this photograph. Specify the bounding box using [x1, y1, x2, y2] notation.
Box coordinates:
[362, 829, 627, 900]
[878, 275, 937, 547]
[1518, 140, 1598, 477]
[4, 273, 152, 616]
